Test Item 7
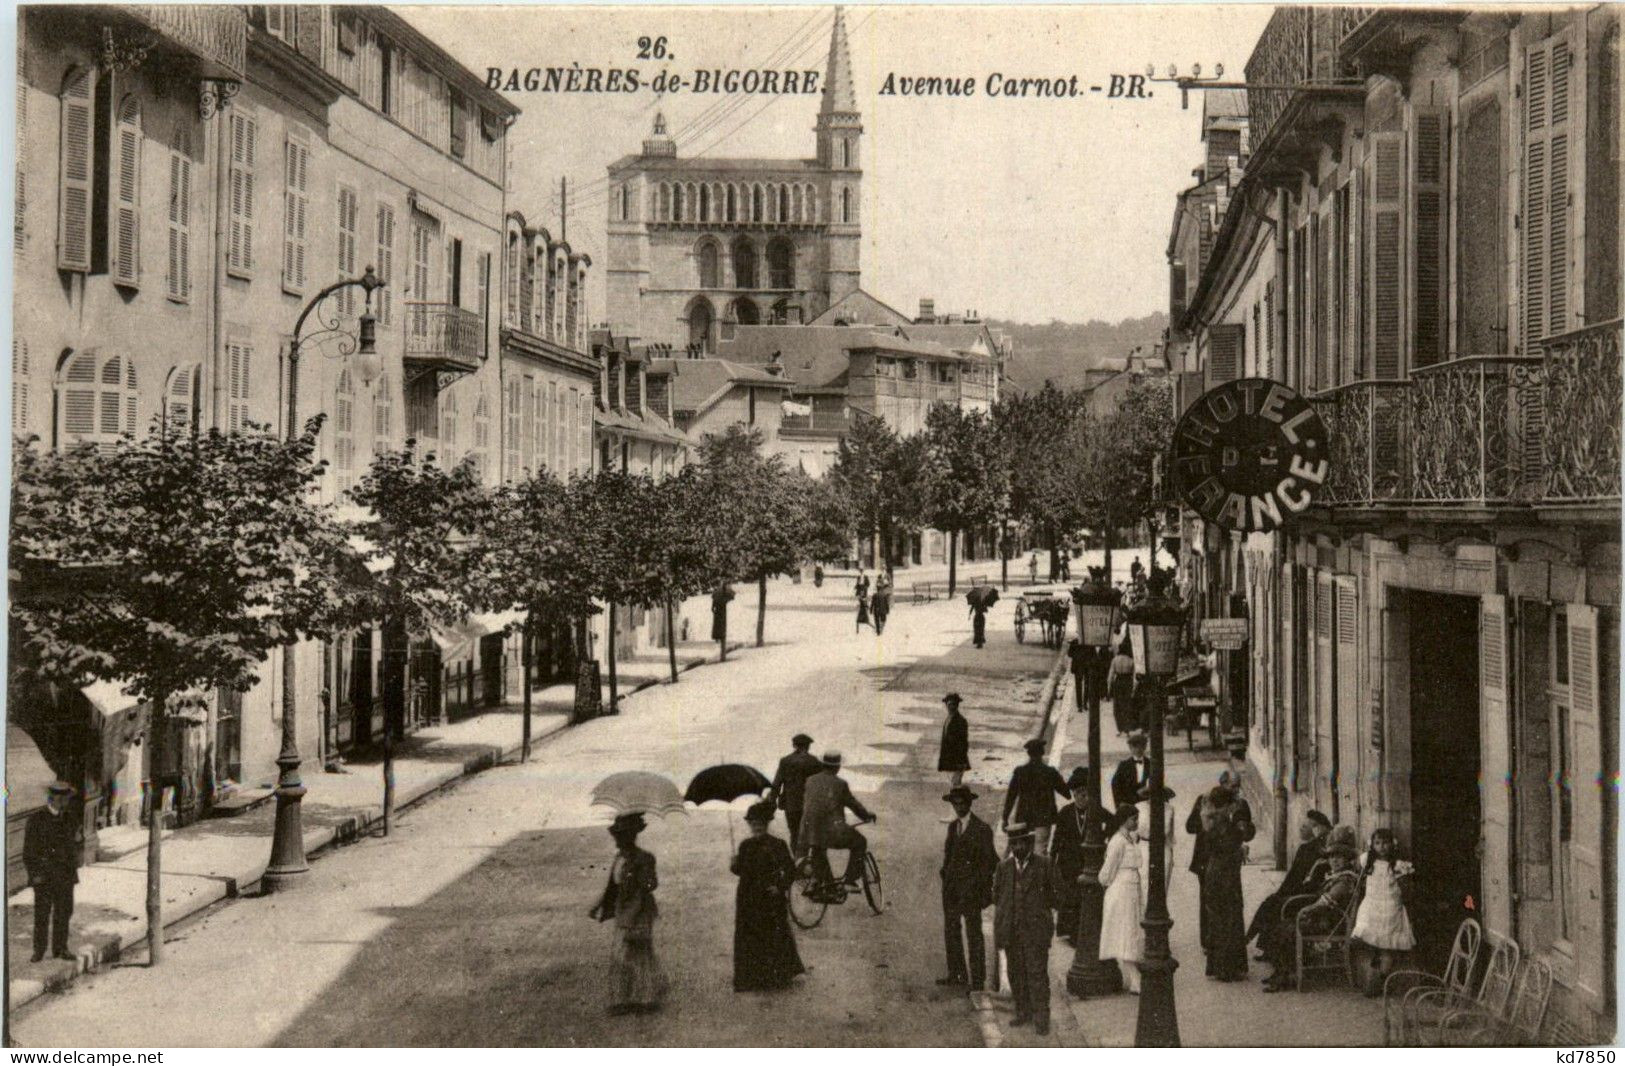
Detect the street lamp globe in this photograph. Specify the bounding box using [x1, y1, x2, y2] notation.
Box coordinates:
[356, 313, 382, 387]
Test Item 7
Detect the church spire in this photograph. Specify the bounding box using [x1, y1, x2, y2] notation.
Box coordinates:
[819, 7, 857, 116]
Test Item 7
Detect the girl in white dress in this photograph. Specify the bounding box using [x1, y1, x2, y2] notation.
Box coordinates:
[1350, 827, 1415, 995]
[1097, 805, 1149, 993]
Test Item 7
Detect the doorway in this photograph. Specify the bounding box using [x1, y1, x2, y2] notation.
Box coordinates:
[1406, 590, 1482, 965]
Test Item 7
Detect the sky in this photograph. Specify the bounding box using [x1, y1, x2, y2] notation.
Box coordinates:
[402, 4, 1275, 325]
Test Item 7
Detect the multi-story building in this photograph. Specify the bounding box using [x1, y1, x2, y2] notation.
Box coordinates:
[1173, 7, 1620, 1039]
[647, 353, 795, 448]
[9, 4, 518, 870]
[603, 9, 862, 350]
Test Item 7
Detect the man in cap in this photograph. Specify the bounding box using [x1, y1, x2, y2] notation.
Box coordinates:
[769, 733, 823, 856]
[1000, 737, 1071, 855]
[24, 781, 81, 961]
[1110, 731, 1152, 809]
[938, 693, 971, 788]
[938, 785, 998, 989]
[1247, 809, 1332, 950]
[800, 751, 875, 888]
[1260, 839, 1359, 991]
[993, 824, 1057, 1034]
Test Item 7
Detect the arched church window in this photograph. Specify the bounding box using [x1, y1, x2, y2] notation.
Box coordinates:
[767, 237, 794, 289]
[697, 240, 720, 288]
[779, 186, 789, 221]
[729, 297, 759, 326]
[842, 138, 853, 168]
[726, 185, 737, 222]
[752, 185, 763, 223]
[732, 236, 757, 288]
[673, 184, 685, 222]
[687, 297, 714, 354]
[841, 187, 852, 223]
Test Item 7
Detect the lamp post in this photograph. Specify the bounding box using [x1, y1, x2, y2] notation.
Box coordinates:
[263, 267, 385, 891]
[1127, 571, 1186, 1047]
[1066, 573, 1123, 997]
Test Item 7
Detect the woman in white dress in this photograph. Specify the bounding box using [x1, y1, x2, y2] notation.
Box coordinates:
[1350, 827, 1415, 996]
[1097, 805, 1148, 993]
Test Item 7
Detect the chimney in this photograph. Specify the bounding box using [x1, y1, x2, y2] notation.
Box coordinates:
[767, 351, 784, 376]
[626, 358, 644, 414]
[646, 369, 672, 421]
[608, 350, 623, 410]
[917, 298, 935, 323]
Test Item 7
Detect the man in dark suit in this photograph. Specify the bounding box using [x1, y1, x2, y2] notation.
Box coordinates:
[1001, 738, 1071, 854]
[937, 785, 999, 990]
[994, 825, 1057, 1035]
[1186, 768, 1252, 949]
[24, 780, 81, 962]
[1247, 808, 1332, 948]
[1110, 731, 1153, 809]
[938, 693, 970, 787]
[770, 733, 824, 856]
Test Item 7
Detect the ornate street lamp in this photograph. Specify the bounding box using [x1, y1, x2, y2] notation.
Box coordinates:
[1127, 569, 1186, 1047]
[1066, 572, 1123, 997]
[263, 266, 385, 891]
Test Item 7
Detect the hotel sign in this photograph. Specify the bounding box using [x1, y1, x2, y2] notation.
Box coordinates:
[1169, 378, 1329, 533]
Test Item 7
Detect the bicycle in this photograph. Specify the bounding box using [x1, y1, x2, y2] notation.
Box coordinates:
[788, 823, 883, 929]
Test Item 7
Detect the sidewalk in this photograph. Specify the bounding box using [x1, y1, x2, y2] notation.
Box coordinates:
[7, 645, 723, 1012]
[975, 678, 1386, 1047]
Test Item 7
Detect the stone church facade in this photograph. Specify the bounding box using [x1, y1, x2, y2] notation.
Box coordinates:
[604, 9, 862, 350]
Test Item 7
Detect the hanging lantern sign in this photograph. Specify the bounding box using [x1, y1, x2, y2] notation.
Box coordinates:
[1169, 378, 1330, 533]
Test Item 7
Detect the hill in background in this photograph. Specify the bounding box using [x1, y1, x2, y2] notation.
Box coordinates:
[991, 313, 1168, 393]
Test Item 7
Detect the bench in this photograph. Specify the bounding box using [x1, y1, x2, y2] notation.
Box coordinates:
[910, 581, 935, 603]
[1382, 918, 1482, 1045]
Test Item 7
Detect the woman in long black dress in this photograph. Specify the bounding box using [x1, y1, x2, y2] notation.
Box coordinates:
[731, 801, 805, 992]
[1200, 787, 1253, 980]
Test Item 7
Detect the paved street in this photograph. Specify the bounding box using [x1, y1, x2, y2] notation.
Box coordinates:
[12, 579, 1061, 1047]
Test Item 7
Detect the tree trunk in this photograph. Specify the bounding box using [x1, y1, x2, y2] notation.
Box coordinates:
[665, 597, 679, 683]
[146, 692, 167, 965]
[1048, 528, 1059, 581]
[381, 614, 406, 836]
[948, 529, 959, 596]
[756, 573, 767, 647]
[1103, 525, 1115, 588]
[381, 714, 394, 836]
[607, 603, 620, 713]
[1000, 519, 1010, 591]
[521, 612, 534, 763]
[718, 595, 728, 662]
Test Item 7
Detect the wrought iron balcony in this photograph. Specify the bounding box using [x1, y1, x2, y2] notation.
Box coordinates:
[404, 303, 483, 376]
[1309, 324, 1622, 510]
[127, 6, 247, 80]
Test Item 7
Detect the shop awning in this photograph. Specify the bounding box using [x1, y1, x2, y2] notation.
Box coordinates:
[428, 610, 525, 663]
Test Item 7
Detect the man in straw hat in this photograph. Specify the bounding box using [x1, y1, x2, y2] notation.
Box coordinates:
[24, 780, 81, 961]
[993, 823, 1057, 1034]
[938, 784, 998, 990]
[800, 751, 875, 888]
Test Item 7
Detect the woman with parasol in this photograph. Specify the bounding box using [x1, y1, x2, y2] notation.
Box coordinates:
[730, 801, 806, 992]
[966, 585, 999, 648]
[589, 812, 670, 1014]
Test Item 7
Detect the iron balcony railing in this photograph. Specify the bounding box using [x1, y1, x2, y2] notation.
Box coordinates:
[405, 303, 483, 373]
[780, 410, 850, 435]
[129, 6, 247, 79]
[1244, 7, 1371, 152]
[1309, 321, 1622, 509]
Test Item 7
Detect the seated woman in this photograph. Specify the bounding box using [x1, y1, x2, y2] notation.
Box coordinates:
[1261, 842, 1360, 992]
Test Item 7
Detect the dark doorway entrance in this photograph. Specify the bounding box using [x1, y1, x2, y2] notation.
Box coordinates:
[1407, 590, 1481, 966]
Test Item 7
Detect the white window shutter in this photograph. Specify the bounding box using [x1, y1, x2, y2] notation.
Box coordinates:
[375, 204, 395, 326]
[1478, 593, 1512, 938]
[1367, 132, 1404, 378]
[226, 342, 251, 433]
[1334, 576, 1361, 825]
[112, 97, 141, 287]
[12, 338, 29, 437]
[1566, 603, 1606, 1005]
[228, 112, 256, 273]
[1523, 32, 1574, 347]
[16, 60, 27, 252]
[336, 187, 358, 314]
[1207, 322, 1243, 388]
[56, 67, 94, 272]
[165, 363, 198, 436]
[283, 134, 310, 293]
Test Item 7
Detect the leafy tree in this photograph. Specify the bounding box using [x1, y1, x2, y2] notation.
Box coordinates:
[9, 420, 352, 964]
[796, 472, 853, 565]
[347, 442, 496, 832]
[923, 404, 1010, 595]
[1070, 376, 1176, 579]
[827, 414, 935, 572]
[993, 382, 1089, 578]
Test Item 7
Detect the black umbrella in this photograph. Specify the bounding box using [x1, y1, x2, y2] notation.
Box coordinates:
[685, 763, 773, 849]
[966, 585, 1000, 609]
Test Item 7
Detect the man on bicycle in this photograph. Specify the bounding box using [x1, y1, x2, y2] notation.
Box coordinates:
[799, 751, 875, 887]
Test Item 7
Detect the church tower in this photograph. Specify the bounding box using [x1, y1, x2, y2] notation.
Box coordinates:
[816, 8, 862, 304]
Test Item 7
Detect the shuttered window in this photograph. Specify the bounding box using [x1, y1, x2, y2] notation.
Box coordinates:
[503, 377, 520, 480]
[553, 381, 565, 470]
[226, 341, 252, 433]
[521, 373, 536, 474]
[57, 66, 94, 272]
[227, 110, 257, 275]
[1207, 322, 1243, 388]
[536, 378, 551, 471]
[1411, 107, 1449, 368]
[372, 372, 392, 454]
[335, 186, 359, 315]
[476, 252, 490, 357]
[56, 350, 137, 450]
[1458, 96, 1505, 354]
[1523, 31, 1575, 346]
[166, 126, 192, 301]
[1478, 593, 1512, 937]
[439, 383, 458, 456]
[472, 393, 491, 482]
[1565, 604, 1606, 1005]
[1334, 577, 1361, 823]
[1342, 171, 1363, 381]
[505, 233, 519, 325]
[1263, 280, 1276, 380]
[12, 338, 30, 437]
[334, 369, 355, 494]
[1367, 132, 1404, 378]
[16, 43, 27, 252]
[282, 131, 310, 294]
[375, 204, 395, 327]
[110, 96, 140, 287]
[163, 363, 201, 436]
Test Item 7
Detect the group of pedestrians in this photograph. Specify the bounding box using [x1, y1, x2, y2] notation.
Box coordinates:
[853, 570, 893, 634]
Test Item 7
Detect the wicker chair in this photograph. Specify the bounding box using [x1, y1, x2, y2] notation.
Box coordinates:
[1382, 918, 1482, 1045]
[1440, 958, 1555, 1046]
[1411, 933, 1521, 1046]
[1292, 877, 1364, 991]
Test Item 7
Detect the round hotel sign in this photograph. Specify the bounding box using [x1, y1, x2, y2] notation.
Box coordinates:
[1169, 378, 1330, 534]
